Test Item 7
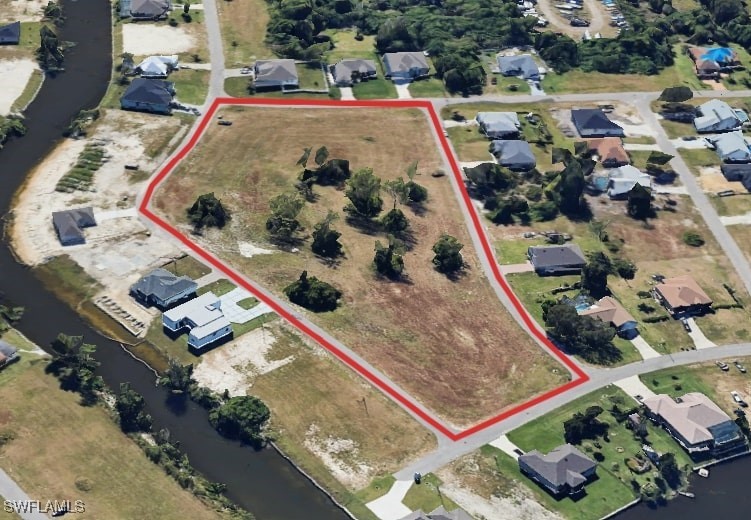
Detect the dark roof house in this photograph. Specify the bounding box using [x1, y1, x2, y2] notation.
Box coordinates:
[528, 244, 586, 275]
[120, 78, 175, 114]
[571, 109, 625, 138]
[518, 444, 597, 496]
[331, 59, 377, 86]
[653, 275, 713, 316]
[398, 506, 473, 520]
[489, 140, 536, 170]
[0, 21, 20, 45]
[497, 54, 540, 80]
[721, 163, 751, 191]
[52, 208, 97, 246]
[128, 0, 171, 19]
[253, 59, 299, 89]
[382, 52, 430, 80]
[476, 112, 521, 139]
[130, 268, 198, 309]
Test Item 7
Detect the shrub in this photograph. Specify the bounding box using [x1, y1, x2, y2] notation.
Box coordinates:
[284, 271, 342, 312]
[168, 17, 178, 26]
[682, 230, 705, 247]
[75, 478, 94, 492]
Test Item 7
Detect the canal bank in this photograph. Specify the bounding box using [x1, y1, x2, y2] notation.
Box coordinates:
[0, 1, 346, 518]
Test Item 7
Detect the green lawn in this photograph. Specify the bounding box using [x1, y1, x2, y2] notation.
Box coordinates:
[506, 387, 692, 519]
[681, 148, 718, 175]
[10, 69, 43, 113]
[354, 475, 396, 504]
[627, 150, 653, 170]
[723, 46, 751, 90]
[325, 30, 377, 62]
[160, 255, 211, 280]
[218, 0, 274, 67]
[659, 119, 697, 139]
[408, 77, 447, 98]
[352, 78, 397, 99]
[17, 22, 42, 51]
[197, 278, 236, 297]
[297, 63, 327, 90]
[401, 474, 459, 513]
[710, 194, 751, 216]
[225, 77, 250, 97]
[639, 366, 715, 398]
[496, 237, 545, 265]
[0, 329, 47, 388]
[237, 297, 258, 310]
[172, 68, 210, 105]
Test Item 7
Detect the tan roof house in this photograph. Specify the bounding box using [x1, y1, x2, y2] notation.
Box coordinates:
[579, 296, 638, 337]
[585, 137, 629, 167]
[643, 393, 747, 457]
[653, 275, 713, 315]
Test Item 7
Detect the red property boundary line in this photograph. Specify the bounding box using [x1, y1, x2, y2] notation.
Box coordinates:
[139, 97, 590, 442]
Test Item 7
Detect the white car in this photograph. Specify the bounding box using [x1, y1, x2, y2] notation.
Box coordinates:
[240, 67, 252, 75]
[731, 391, 748, 407]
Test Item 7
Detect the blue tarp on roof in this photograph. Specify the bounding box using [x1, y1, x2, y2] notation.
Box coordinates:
[701, 48, 734, 64]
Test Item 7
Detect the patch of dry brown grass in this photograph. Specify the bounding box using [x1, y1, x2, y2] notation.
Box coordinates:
[153, 105, 567, 427]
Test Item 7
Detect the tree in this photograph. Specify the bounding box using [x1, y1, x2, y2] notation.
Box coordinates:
[36, 25, 64, 70]
[432, 234, 464, 274]
[564, 406, 608, 444]
[434, 50, 486, 95]
[284, 271, 342, 312]
[183, 2, 190, 14]
[683, 230, 705, 247]
[464, 163, 516, 196]
[612, 257, 637, 280]
[582, 252, 612, 298]
[116, 383, 153, 433]
[659, 86, 693, 102]
[187, 193, 229, 231]
[658, 453, 682, 489]
[158, 360, 195, 394]
[314, 146, 329, 167]
[384, 178, 409, 208]
[381, 208, 409, 235]
[48, 333, 104, 405]
[345, 168, 383, 218]
[557, 159, 586, 216]
[311, 211, 343, 258]
[545, 303, 619, 364]
[266, 192, 305, 242]
[627, 184, 653, 220]
[374, 238, 405, 279]
[209, 395, 270, 447]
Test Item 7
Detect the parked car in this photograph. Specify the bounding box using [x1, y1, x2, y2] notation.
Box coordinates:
[218, 120, 233, 126]
[513, 448, 525, 456]
[681, 318, 691, 332]
[681, 136, 697, 141]
[735, 360, 747, 373]
[731, 391, 748, 407]
[240, 67, 252, 75]
[717, 361, 730, 371]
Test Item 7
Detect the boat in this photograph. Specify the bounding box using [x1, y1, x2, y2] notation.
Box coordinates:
[697, 468, 709, 478]
[678, 491, 696, 498]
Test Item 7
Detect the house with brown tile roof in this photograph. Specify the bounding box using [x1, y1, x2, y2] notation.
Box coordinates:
[653, 275, 713, 316]
[643, 393, 747, 458]
[584, 137, 629, 167]
[579, 296, 638, 337]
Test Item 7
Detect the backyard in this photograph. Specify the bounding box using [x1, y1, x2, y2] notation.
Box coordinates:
[152, 104, 570, 427]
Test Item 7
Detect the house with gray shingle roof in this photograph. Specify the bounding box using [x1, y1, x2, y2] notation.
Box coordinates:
[382, 52, 429, 81]
[497, 54, 540, 80]
[708, 131, 751, 163]
[331, 59, 377, 86]
[518, 444, 597, 496]
[489, 140, 536, 170]
[0, 21, 20, 45]
[694, 99, 743, 133]
[528, 244, 586, 275]
[126, 0, 171, 19]
[476, 112, 521, 140]
[253, 59, 299, 89]
[52, 208, 97, 246]
[130, 268, 198, 309]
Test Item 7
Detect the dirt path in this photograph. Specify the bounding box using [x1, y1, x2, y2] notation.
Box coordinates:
[535, 0, 610, 38]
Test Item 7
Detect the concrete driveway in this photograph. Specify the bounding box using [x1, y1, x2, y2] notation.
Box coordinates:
[630, 335, 661, 360]
[366, 480, 413, 520]
[614, 375, 656, 401]
[489, 434, 523, 460]
[394, 79, 412, 99]
[500, 262, 534, 275]
[687, 317, 717, 349]
[219, 287, 274, 324]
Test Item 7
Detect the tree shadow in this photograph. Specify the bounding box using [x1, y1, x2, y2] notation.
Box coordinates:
[345, 214, 381, 236]
[165, 392, 189, 416]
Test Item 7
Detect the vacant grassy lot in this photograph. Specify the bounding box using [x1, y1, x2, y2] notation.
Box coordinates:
[0, 363, 221, 520]
[710, 195, 751, 217]
[172, 68, 210, 106]
[641, 357, 751, 416]
[225, 76, 250, 97]
[161, 255, 211, 280]
[507, 387, 692, 519]
[248, 323, 435, 519]
[154, 105, 568, 426]
[728, 224, 751, 267]
[401, 473, 458, 512]
[325, 30, 377, 62]
[681, 148, 718, 176]
[408, 78, 447, 98]
[352, 74, 397, 99]
[218, 0, 272, 67]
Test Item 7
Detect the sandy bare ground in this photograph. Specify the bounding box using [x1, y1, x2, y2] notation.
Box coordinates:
[0, 0, 44, 21]
[193, 326, 294, 395]
[304, 424, 373, 489]
[10, 109, 189, 333]
[698, 166, 741, 193]
[122, 24, 196, 56]
[0, 59, 37, 115]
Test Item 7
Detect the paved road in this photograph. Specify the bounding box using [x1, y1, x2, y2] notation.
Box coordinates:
[200, 0, 226, 99]
[0, 468, 49, 520]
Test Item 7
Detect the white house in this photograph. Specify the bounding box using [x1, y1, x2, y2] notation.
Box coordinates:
[694, 99, 742, 133]
[709, 131, 751, 163]
[162, 292, 233, 350]
[136, 55, 179, 78]
[606, 165, 652, 199]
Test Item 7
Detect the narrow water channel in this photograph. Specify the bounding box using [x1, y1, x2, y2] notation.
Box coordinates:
[0, 1, 346, 518]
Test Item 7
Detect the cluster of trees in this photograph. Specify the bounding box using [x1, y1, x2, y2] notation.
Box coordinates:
[284, 270, 342, 312]
[48, 333, 104, 405]
[187, 193, 230, 232]
[37, 25, 65, 71]
[0, 305, 23, 336]
[0, 117, 27, 149]
[543, 302, 622, 364]
[209, 395, 270, 448]
[116, 382, 153, 433]
[563, 405, 609, 444]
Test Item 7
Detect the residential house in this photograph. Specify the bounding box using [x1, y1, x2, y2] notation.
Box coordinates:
[694, 99, 743, 133]
[382, 52, 430, 81]
[571, 109, 624, 138]
[123, 0, 171, 19]
[162, 292, 233, 350]
[331, 59, 377, 86]
[688, 46, 739, 78]
[398, 506, 473, 520]
[51, 207, 97, 246]
[721, 163, 751, 191]
[606, 165, 652, 199]
[0, 340, 19, 369]
[497, 54, 540, 80]
[253, 59, 299, 89]
[476, 112, 521, 140]
[136, 55, 179, 79]
[527, 244, 586, 275]
[579, 296, 638, 337]
[130, 268, 198, 309]
[0, 21, 20, 45]
[708, 131, 751, 163]
[653, 274, 713, 316]
[518, 444, 597, 496]
[585, 137, 629, 167]
[120, 78, 175, 114]
[643, 393, 747, 458]
[489, 140, 536, 170]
